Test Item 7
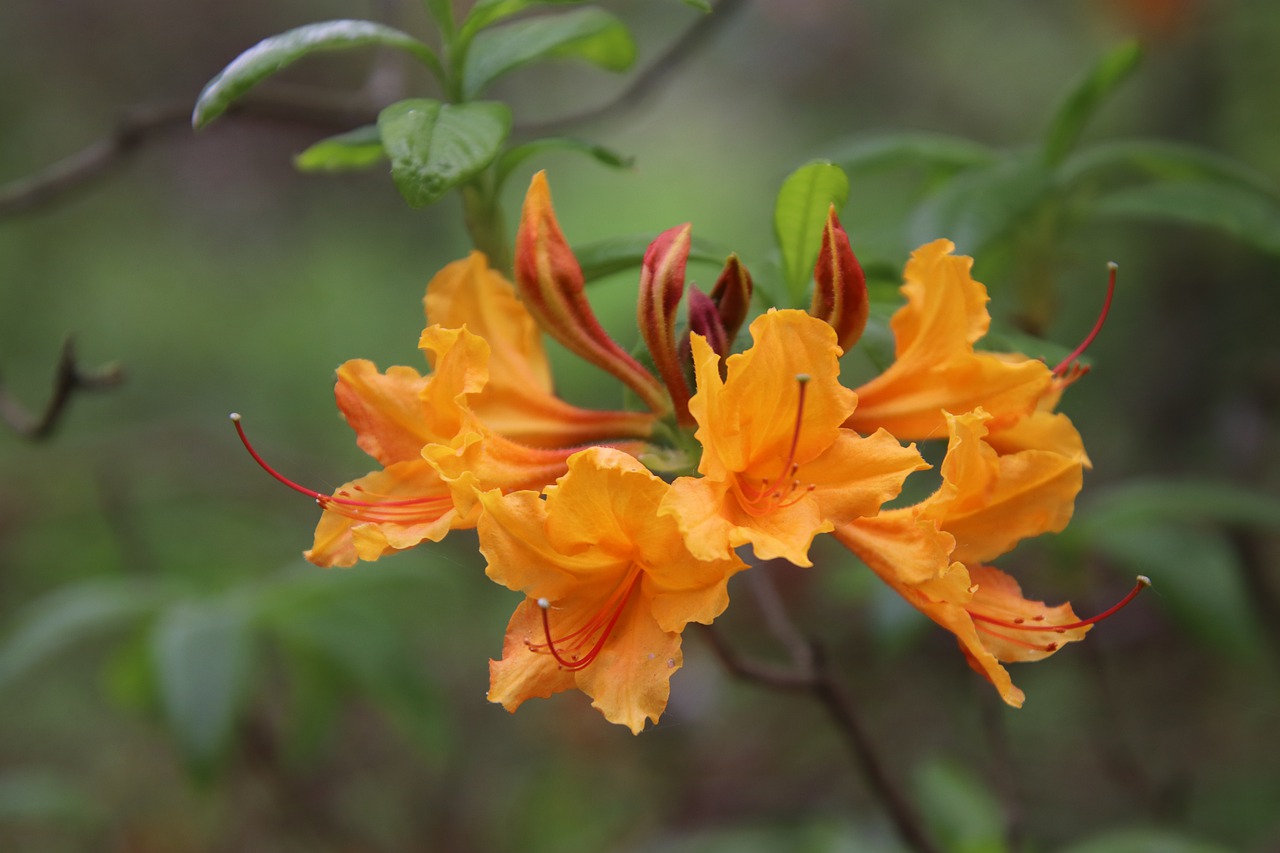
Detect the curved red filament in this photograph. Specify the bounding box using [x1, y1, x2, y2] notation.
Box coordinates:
[969, 575, 1150, 652]
[1053, 262, 1117, 377]
[230, 413, 452, 524]
[534, 569, 642, 671]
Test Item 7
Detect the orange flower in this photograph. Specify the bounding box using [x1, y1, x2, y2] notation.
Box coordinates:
[845, 240, 1055, 442]
[836, 409, 1139, 707]
[482, 447, 747, 733]
[239, 252, 654, 568]
[662, 309, 928, 566]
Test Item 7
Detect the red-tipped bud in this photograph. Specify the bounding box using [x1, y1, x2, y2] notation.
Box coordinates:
[515, 172, 669, 415]
[686, 284, 730, 360]
[809, 206, 868, 353]
[638, 223, 694, 425]
[709, 254, 752, 348]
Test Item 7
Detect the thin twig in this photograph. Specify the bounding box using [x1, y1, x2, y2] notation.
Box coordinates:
[0, 92, 380, 220]
[0, 337, 123, 440]
[702, 619, 942, 853]
[514, 0, 752, 136]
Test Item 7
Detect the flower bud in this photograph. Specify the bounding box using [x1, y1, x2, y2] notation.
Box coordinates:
[710, 254, 752, 349]
[515, 172, 669, 415]
[638, 224, 694, 424]
[809, 206, 868, 352]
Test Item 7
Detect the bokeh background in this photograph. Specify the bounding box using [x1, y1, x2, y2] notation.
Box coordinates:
[2, 1, 1279, 850]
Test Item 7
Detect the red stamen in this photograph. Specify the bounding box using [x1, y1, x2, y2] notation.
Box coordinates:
[969, 575, 1150, 634]
[534, 571, 641, 671]
[1053, 262, 1117, 376]
[230, 413, 451, 524]
[734, 375, 817, 516]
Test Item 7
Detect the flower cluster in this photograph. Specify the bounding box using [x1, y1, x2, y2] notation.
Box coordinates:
[236, 172, 1136, 731]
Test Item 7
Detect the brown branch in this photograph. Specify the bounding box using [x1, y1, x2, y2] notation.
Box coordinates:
[0, 92, 380, 220]
[701, 622, 942, 853]
[515, 0, 752, 136]
[0, 337, 123, 440]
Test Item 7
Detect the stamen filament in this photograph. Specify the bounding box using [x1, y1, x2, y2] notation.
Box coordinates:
[535, 571, 641, 671]
[969, 575, 1150, 633]
[230, 413, 452, 522]
[1053, 262, 1117, 376]
[975, 622, 1057, 652]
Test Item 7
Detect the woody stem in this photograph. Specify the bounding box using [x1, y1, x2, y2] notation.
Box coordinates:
[701, 566, 943, 853]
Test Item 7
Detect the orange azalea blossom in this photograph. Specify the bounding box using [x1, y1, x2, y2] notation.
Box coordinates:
[237, 252, 654, 567]
[836, 409, 1144, 707]
[481, 446, 747, 733]
[662, 309, 929, 567]
[846, 239, 1084, 454]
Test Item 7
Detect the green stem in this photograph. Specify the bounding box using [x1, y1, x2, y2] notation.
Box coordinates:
[461, 181, 510, 273]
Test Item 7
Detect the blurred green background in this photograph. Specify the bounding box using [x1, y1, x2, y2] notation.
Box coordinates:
[2, 1, 1279, 850]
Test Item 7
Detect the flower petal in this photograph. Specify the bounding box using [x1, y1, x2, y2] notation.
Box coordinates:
[305, 459, 459, 568]
[847, 240, 1052, 440]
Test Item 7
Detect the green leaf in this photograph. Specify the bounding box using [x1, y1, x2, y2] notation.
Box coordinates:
[572, 233, 731, 282]
[494, 137, 633, 188]
[294, 124, 386, 173]
[774, 160, 850, 306]
[908, 155, 1049, 254]
[1042, 40, 1141, 167]
[462, 8, 636, 99]
[0, 579, 167, 692]
[459, 0, 590, 43]
[1089, 180, 1280, 255]
[831, 132, 998, 176]
[1075, 480, 1280, 535]
[378, 99, 512, 208]
[1056, 828, 1236, 853]
[681, 0, 713, 10]
[192, 20, 441, 128]
[1087, 523, 1263, 656]
[1060, 139, 1280, 196]
[151, 597, 255, 771]
[915, 761, 1008, 853]
[423, 0, 456, 36]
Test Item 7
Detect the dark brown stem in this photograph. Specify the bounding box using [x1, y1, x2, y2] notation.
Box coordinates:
[0, 337, 123, 441]
[0, 92, 380, 220]
[514, 0, 751, 136]
[701, 620, 942, 853]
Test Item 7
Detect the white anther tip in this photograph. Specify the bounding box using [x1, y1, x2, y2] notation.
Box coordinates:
[1107, 261, 1119, 271]
[794, 373, 811, 383]
[1137, 575, 1152, 588]
[229, 412, 242, 422]
[536, 597, 551, 610]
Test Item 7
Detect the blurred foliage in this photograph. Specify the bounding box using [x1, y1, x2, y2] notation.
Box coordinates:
[2, 0, 1280, 851]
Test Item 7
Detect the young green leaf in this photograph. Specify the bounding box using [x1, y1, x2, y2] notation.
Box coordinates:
[294, 124, 386, 173]
[1042, 40, 1141, 167]
[462, 7, 636, 99]
[1089, 180, 1280, 255]
[378, 99, 512, 208]
[151, 597, 255, 772]
[192, 20, 442, 129]
[494, 137, 634, 188]
[774, 160, 850, 306]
